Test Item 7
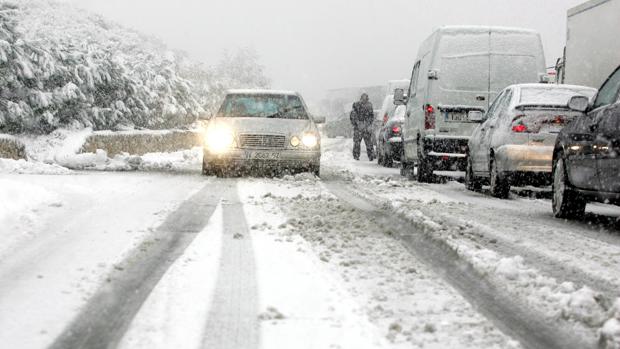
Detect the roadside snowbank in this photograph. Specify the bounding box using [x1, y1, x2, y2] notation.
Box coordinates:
[338, 171, 618, 347]
[14, 128, 202, 173]
[0, 159, 72, 175]
[55, 148, 202, 172]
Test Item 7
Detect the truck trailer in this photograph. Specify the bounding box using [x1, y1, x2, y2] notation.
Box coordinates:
[560, 0, 620, 88]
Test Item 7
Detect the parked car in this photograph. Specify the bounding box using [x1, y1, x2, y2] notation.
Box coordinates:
[552, 66, 620, 218]
[202, 90, 325, 177]
[377, 105, 406, 167]
[395, 26, 547, 182]
[466, 84, 597, 197]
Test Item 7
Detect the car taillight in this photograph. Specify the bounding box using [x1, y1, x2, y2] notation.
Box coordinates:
[552, 115, 566, 125]
[392, 126, 401, 134]
[512, 124, 528, 133]
[424, 104, 435, 130]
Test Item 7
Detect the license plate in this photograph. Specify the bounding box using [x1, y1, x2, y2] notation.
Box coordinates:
[445, 112, 468, 122]
[244, 151, 281, 160]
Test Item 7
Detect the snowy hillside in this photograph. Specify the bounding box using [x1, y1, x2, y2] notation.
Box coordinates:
[0, 0, 269, 134]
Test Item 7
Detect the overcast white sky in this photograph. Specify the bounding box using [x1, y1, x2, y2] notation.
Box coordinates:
[71, 0, 585, 103]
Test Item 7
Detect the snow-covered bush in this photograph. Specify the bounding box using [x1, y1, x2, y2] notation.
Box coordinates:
[0, 0, 270, 133]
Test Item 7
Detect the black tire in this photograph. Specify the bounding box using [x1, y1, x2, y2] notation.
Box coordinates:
[383, 147, 394, 168]
[416, 144, 434, 183]
[465, 155, 482, 192]
[202, 159, 215, 176]
[552, 156, 586, 219]
[489, 158, 510, 199]
[377, 143, 385, 166]
[310, 165, 321, 177]
[399, 161, 413, 180]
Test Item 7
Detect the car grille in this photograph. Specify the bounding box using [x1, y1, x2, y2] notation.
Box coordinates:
[239, 134, 286, 149]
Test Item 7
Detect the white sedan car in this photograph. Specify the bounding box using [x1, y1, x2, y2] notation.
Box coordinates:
[202, 90, 324, 177]
[466, 83, 596, 198]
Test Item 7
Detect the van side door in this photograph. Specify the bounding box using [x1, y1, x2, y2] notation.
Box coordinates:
[404, 61, 421, 161]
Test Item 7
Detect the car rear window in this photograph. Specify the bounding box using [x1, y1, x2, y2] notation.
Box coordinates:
[218, 94, 309, 120]
[519, 87, 596, 106]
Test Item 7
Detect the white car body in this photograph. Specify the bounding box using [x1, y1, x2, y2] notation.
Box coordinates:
[202, 90, 322, 176]
[467, 84, 596, 190]
[400, 26, 547, 181]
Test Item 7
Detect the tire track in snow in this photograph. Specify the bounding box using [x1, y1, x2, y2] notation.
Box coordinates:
[200, 181, 260, 349]
[49, 179, 225, 349]
[322, 178, 596, 349]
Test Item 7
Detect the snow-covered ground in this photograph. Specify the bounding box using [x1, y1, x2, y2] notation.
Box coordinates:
[1, 136, 619, 349]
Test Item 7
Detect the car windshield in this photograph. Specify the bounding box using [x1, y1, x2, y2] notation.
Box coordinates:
[519, 87, 597, 106]
[218, 94, 309, 119]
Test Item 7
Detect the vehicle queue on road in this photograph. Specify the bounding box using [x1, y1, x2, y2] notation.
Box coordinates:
[371, 24, 620, 219]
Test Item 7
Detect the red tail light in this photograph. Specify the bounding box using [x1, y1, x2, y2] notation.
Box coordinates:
[392, 126, 401, 134]
[512, 124, 528, 133]
[424, 104, 435, 130]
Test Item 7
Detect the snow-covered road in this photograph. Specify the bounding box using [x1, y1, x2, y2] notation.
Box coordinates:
[1, 138, 619, 349]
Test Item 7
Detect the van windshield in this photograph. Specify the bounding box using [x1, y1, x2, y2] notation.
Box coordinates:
[218, 94, 309, 119]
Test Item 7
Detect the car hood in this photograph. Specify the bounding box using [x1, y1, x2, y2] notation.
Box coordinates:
[210, 117, 317, 136]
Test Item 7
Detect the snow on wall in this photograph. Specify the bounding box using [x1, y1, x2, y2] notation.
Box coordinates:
[0, 0, 269, 134]
[81, 130, 203, 157]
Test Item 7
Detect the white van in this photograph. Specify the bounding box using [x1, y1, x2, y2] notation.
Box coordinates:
[395, 26, 547, 182]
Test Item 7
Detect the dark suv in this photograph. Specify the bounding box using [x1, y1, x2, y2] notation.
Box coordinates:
[552, 66, 620, 218]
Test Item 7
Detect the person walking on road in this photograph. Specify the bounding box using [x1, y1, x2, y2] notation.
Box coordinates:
[350, 93, 375, 161]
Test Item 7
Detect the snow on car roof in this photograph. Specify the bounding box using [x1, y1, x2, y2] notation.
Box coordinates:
[226, 89, 299, 96]
[514, 83, 597, 91]
[438, 25, 538, 35]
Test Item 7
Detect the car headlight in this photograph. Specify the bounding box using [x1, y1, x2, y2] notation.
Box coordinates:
[290, 136, 301, 147]
[206, 126, 235, 153]
[302, 133, 318, 148]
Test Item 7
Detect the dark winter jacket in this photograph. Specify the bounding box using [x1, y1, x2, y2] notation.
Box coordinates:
[350, 101, 374, 130]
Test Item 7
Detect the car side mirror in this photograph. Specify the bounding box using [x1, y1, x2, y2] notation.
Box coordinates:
[312, 115, 326, 124]
[568, 95, 589, 112]
[394, 88, 407, 105]
[468, 110, 484, 123]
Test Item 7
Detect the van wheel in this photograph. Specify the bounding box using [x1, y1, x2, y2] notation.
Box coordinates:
[383, 145, 394, 168]
[417, 157, 434, 183]
[552, 157, 586, 219]
[465, 155, 482, 192]
[400, 161, 414, 180]
[489, 158, 510, 198]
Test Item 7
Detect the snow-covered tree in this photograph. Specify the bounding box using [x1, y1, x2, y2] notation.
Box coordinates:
[0, 0, 270, 133]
